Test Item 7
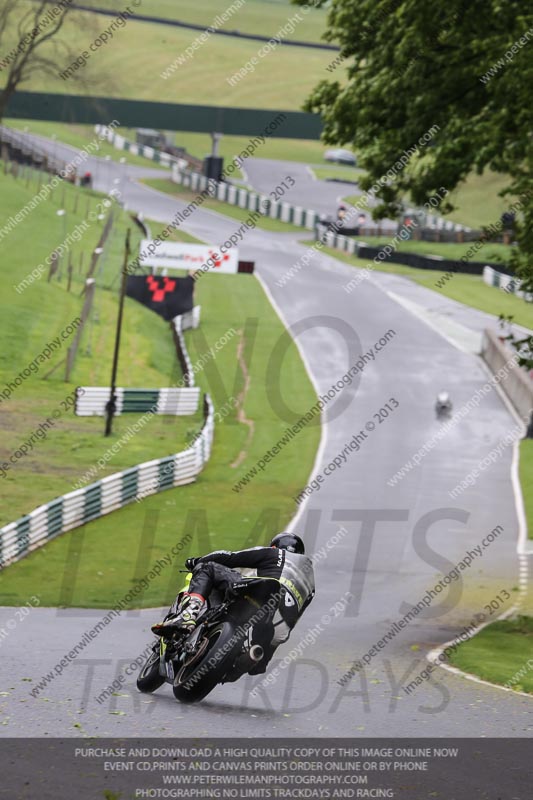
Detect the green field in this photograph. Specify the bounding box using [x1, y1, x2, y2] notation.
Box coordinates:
[448, 616, 533, 693]
[6, 2, 334, 111]
[143, 177, 305, 233]
[0, 168, 319, 609]
[88, 0, 330, 42]
[315, 244, 533, 331]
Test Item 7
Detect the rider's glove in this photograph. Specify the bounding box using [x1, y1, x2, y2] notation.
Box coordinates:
[185, 557, 200, 571]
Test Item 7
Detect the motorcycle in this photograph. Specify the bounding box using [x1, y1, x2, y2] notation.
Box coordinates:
[136, 576, 279, 704]
[435, 391, 452, 418]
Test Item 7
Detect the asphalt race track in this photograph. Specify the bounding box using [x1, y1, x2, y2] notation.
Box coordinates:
[1, 138, 531, 738]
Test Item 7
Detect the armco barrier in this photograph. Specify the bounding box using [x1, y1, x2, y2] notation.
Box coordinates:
[0, 395, 214, 570]
[481, 329, 533, 424]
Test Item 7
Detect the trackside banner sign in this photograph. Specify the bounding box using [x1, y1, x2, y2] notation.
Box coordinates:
[139, 240, 239, 273]
[126, 275, 194, 320]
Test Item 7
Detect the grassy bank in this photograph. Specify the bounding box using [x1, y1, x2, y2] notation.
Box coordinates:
[0, 168, 203, 525]
[446, 171, 511, 229]
[342, 170, 512, 231]
[447, 616, 533, 693]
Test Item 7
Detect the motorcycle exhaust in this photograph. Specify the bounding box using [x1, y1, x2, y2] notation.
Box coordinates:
[249, 644, 264, 662]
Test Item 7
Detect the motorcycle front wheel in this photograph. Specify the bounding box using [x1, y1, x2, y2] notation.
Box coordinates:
[137, 647, 165, 693]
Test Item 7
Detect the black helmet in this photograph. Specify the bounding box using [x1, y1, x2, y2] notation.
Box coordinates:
[270, 532, 305, 554]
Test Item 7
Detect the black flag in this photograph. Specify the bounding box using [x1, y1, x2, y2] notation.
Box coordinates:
[126, 274, 194, 321]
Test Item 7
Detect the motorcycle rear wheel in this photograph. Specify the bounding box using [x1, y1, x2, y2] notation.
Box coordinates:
[172, 621, 244, 704]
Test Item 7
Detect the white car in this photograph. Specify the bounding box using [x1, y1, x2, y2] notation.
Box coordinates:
[324, 148, 357, 165]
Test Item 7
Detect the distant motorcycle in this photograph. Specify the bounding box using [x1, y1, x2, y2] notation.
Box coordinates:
[137, 576, 278, 704]
[435, 391, 452, 418]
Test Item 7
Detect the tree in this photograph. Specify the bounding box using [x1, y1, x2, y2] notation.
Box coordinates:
[293, 0, 533, 302]
[0, 0, 96, 121]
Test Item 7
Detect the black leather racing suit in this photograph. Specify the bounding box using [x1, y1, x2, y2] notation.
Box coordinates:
[186, 546, 315, 673]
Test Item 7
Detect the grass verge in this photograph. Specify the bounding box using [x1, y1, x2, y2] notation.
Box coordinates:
[447, 616, 533, 693]
[520, 440, 533, 540]
[310, 164, 362, 182]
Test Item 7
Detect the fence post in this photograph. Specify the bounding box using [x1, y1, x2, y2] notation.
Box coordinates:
[65, 279, 95, 382]
[47, 251, 59, 282]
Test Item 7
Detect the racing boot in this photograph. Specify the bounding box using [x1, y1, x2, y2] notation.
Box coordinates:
[151, 593, 205, 636]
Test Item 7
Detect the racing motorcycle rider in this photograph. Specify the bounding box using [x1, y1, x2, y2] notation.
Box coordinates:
[151, 533, 315, 675]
